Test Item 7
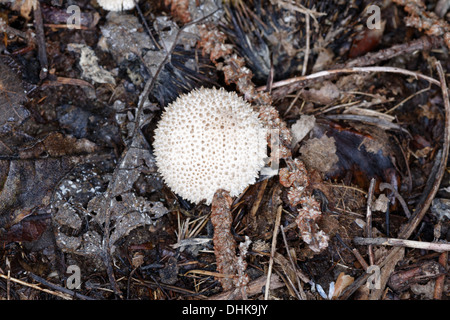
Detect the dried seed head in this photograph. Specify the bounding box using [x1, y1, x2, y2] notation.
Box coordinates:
[96, 0, 135, 11]
[153, 87, 267, 204]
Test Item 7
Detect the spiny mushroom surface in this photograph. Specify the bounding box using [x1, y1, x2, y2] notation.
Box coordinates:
[153, 87, 267, 205]
[97, 0, 135, 11]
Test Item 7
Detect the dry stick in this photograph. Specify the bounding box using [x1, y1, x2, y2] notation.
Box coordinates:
[336, 233, 370, 271]
[302, 12, 310, 76]
[370, 247, 405, 300]
[249, 179, 268, 219]
[6, 270, 10, 300]
[324, 114, 408, 133]
[264, 205, 283, 300]
[379, 182, 411, 218]
[262, 36, 443, 99]
[354, 237, 450, 251]
[340, 35, 442, 68]
[28, 273, 95, 300]
[366, 178, 376, 266]
[133, 0, 160, 50]
[280, 225, 307, 300]
[210, 189, 237, 291]
[33, 1, 48, 80]
[264, 66, 441, 91]
[433, 251, 448, 299]
[273, 67, 443, 101]
[0, 273, 72, 300]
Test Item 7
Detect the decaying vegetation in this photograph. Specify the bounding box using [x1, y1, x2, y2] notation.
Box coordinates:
[0, 0, 448, 300]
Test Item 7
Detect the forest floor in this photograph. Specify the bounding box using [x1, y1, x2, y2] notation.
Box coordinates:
[0, 0, 449, 301]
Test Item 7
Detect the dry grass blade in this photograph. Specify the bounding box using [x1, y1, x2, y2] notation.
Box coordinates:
[0, 273, 72, 300]
[264, 205, 282, 300]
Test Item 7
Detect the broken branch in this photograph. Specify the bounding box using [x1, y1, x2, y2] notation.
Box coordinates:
[354, 237, 450, 252]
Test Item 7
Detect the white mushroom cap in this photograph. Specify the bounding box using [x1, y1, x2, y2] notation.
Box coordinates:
[97, 0, 136, 11]
[153, 87, 267, 205]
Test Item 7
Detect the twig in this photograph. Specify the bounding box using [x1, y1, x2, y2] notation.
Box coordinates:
[263, 36, 443, 99]
[335, 233, 369, 271]
[433, 251, 448, 299]
[280, 225, 306, 300]
[341, 35, 442, 68]
[379, 182, 411, 218]
[385, 86, 431, 114]
[0, 273, 72, 300]
[209, 190, 236, 289]
[324, 114, 409, 133]
[264, 205, 282, 300]
[261, 66, 441, 91]
[354, 237, 450, 252]
[368, 247, 404, 300]
[260, 65, 445, 102]
[33, 1, 48, 80]
[302, 12, 310, 76]
[366, 178, 376, 266]
[249, 179, 268, 219]
[28, 273, 94, 300]
[133, 0, 160, 50]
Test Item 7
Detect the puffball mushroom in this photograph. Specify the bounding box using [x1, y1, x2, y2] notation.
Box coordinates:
[153, 87, 267, 205]
[97, 0, 136, 11]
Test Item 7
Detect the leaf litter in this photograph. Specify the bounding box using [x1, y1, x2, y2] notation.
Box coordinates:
[0, 0, 449, 301]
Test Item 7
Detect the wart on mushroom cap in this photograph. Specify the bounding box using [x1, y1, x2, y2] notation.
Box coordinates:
[96, 0, 136, 11]
[153, 87, 268, 205]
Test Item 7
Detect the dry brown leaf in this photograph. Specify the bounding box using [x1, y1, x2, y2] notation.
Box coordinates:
[11, 0, 37, 20]
[332, 272, 354, 299]
[0, 59, 28, 129]
[0, 133, 99, 243]
[300, 135, 339, 173]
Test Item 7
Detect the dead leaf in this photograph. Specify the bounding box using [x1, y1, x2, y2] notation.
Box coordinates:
[1, 214, 49, 243]
[67, 43, 116, 85]
[301, 81, 341, 105]
[306, 121, 402, 191]
[312, 48, 335, 73]
[87, 192, 168, 253]
[290, 114, 316, 148]
[0, 59, 29, 129]
[0, 133, 98, 242]
[332, 272, 354, 299]
[349, 21, 385, 58]
[11, 0, 37, 20]
[300, 134, 339, 173]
